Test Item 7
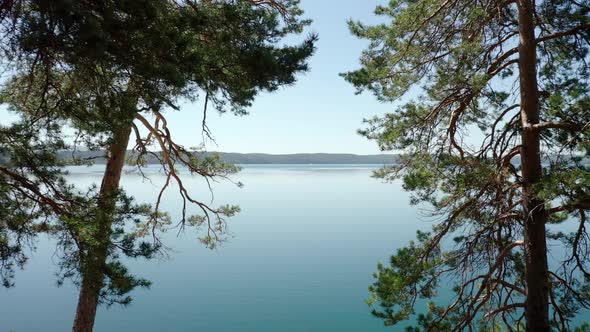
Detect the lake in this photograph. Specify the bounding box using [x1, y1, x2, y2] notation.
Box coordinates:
[0, 165, 587, 331]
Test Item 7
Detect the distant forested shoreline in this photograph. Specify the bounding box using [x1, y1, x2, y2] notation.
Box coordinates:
[54, 150, 400, 165]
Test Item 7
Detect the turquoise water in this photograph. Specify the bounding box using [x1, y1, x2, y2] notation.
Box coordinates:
[1, 165, 418, 331]
[0, 165, 587, 331]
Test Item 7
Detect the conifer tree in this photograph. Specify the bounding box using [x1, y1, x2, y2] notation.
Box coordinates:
[0, 1, 315, 331]
[345, 0, 589, 330]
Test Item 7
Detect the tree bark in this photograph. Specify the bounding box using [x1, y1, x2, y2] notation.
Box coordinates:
[517, 1, 550, 331]
[72, 124, 132, 332]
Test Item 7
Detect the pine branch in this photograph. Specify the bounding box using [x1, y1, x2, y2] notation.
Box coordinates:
[533, 121, 584, 131]
[535, 22, 590, 45]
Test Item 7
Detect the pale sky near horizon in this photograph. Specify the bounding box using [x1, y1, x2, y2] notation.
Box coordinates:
[167, 0, 394, 155]
[1, 1, 397, 155]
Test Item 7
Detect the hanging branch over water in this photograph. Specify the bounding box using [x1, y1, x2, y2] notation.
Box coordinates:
[0, 1, 316, 331]
[345, 0, 590, 330]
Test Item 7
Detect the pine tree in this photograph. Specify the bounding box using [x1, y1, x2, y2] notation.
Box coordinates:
[0, 1, 316, 331]
[344, 0, 589, 330]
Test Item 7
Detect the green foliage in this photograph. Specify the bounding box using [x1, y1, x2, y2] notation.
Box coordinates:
[6, 0, 316, 115]
[368, 231, 441, 326]
[0, 0, 315, 309]
[346, 0, 590, 330]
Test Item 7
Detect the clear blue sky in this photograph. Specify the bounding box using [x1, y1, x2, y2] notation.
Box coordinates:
[1, 1, 394, 155]
[166, 0, 393, 155]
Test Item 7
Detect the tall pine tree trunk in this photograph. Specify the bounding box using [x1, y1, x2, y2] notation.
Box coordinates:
[517, 1, 550, 331]
[72, 124, 132, 332]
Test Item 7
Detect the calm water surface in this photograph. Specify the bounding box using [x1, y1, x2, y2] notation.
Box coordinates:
[0, 165, 587, 331]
